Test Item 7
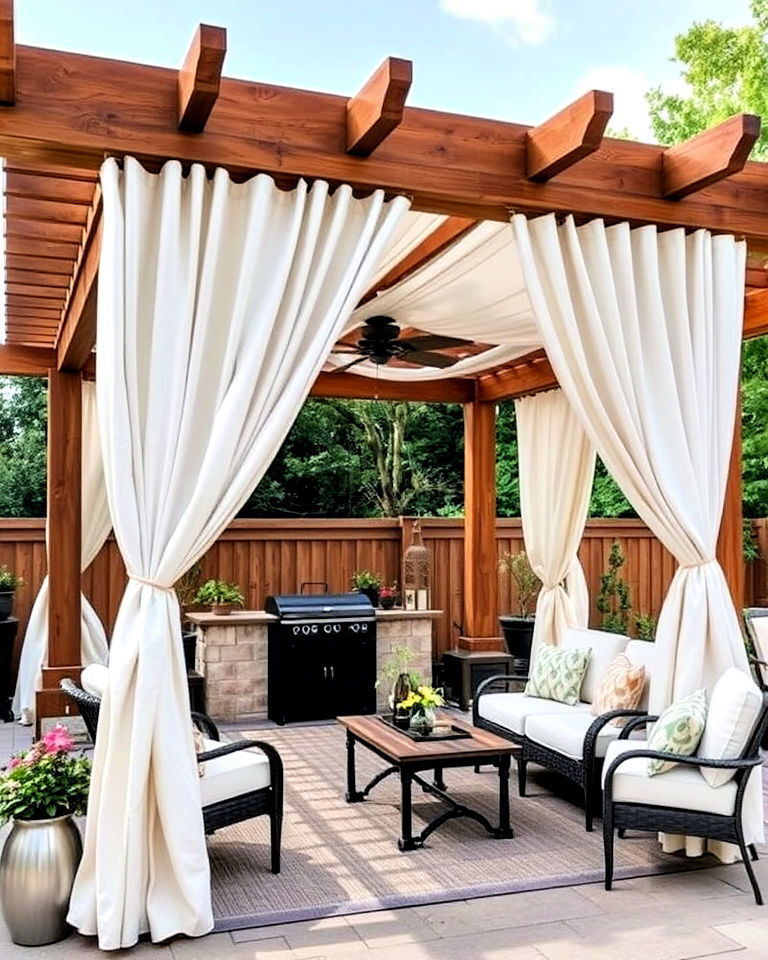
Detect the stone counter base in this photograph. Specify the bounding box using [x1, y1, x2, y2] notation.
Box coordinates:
[190, 610, 438, 724]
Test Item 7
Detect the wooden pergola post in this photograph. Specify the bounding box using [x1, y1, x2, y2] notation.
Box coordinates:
[460, 398, 501, 650]
[36, 368, 82, 728]
[717, 397, 744, 610]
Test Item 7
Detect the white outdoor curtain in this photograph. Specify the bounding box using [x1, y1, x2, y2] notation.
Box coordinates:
[511, 213, 761, 852]
[516, 388, 595, 649]
[12, 381, 110, 723]
[67, 157, 409, 949]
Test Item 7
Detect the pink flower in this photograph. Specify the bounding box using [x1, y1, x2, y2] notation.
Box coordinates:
[7, 755, 21, 770]
[42, 724, 74, 755]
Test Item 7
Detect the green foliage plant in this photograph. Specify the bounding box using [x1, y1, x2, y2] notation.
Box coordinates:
[498, 550, 541, 618]
[351, 570, 382, 590]
[193, 579, 244, 607]
[0, 725, 91, 823]
[596, 541, 632, 634]
[634, 612, 657, 641]
[376, 643, 422, 691]
[0, 565, 20, 590]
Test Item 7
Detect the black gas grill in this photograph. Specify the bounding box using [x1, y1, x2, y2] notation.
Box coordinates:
[266, 592, 377, 725]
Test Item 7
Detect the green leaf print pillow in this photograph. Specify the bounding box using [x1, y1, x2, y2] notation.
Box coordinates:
[524, 645, 591, 706]
[646, 688, 707, 776]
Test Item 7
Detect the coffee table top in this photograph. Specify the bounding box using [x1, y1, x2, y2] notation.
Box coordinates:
[338, 714, 518, 763]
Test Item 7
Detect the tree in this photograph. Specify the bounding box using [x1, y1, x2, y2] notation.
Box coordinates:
[0, 377, 47, 517]
[645, 0, 768, 516]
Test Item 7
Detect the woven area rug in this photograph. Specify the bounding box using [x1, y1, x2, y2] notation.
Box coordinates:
[208, 722, 721, 931]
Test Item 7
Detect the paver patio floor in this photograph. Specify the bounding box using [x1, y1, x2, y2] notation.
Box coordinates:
[3, 721, 768, 958]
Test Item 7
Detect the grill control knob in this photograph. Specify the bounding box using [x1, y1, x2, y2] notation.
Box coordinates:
[302, 625, 311, 635]
[333, 623, 341, 633]
[350, 623, 360, 633]
[293, 626, 300, 636]
[361, 623, 368, 632]
[311, 624, 318, 634]
[323, 624, 332, 633]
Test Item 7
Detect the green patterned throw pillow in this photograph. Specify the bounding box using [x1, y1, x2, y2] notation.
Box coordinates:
[524, 645, 591, 706]
[646, 688, 707, 776]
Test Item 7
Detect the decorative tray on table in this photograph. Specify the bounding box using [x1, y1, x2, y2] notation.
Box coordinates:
[379, 715, 472, 741]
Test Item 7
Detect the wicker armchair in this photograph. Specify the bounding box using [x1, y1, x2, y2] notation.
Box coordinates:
[602, 692, 768, 905]
[60, 677, 283, 873]
[743, 607, 768, 691]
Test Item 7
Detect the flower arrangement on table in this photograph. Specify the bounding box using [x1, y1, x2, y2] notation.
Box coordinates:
[378, 583, 399, 610]
[397, 684, 445, 733]
[0, 724, 90, 824]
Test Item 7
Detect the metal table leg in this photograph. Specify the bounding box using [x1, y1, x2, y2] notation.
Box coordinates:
[398, 767, 417, 851]
[345, 731, 365, 803]
[496, 753, 514, 838]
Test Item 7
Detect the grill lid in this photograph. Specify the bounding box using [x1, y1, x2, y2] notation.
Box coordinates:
[265, 592, 375, 619]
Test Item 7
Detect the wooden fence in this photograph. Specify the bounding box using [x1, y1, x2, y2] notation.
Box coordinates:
[3, 516, 767, 683]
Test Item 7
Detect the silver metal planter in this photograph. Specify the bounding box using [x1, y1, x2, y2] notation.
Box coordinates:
[0, 813, 82, 945]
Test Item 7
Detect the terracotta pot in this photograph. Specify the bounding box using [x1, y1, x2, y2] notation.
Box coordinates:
[211, 603, 234, 616]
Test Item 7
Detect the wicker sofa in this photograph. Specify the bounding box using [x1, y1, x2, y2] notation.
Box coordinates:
[473, 628, 655, 831]
[61, 664, 283, 873]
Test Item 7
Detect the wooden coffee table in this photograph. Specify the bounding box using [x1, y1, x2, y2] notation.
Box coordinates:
[338, 714, 518, 850]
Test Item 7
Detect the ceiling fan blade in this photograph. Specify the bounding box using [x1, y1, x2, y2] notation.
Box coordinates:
[400, 350, 459, 369]
[333, 356, 367, 373]
[331, 345, 362, 354]
[399, 334, 473, 352]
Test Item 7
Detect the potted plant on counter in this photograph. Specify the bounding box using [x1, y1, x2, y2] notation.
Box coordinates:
[378, 583, 398, 610]
[0, 565, 20, 621]
[498, 550, 541, 672]
[193, 578, 245, 616]
[351, 570, 383, 608]
[0, 724, 91, 946]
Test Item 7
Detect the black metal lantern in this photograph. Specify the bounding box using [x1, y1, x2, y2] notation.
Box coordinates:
[403, 521, 430, 610]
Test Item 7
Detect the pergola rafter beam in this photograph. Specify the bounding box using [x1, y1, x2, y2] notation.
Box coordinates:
[663, 114, 761, 200]
[312, 370, 474, 403]
[476, 350, 558, 402]
[55, 190, 101, 371]
[178, 24, 227, 133]
[346, 57, 412, 156]
[526, 90, 613, 181]
[2, 46, 768, 236]
[0, 0, 14, 106]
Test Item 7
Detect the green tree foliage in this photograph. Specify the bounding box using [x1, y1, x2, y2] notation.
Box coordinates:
[644, 0, 768, 516]
[596, 541, 632, 634]
[0, 376, 47, 517]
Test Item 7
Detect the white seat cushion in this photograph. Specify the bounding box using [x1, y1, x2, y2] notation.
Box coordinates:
[526, 711, 622, 760]
[477, 691, 590, 736]
[561, 629, 628, 703]
[602, 739, 737, 817]
[198, 737, 271, 807]
[698, 667, 762, 788]
[624, 640, 657, 710]
[81, 663, 109, 697]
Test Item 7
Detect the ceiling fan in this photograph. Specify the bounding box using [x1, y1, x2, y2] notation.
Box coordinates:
[331, 316, 473, 372]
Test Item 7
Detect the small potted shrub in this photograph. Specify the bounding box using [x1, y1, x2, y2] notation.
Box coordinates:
[351, 570, 383, 608]
[498, 551, 541, 671]
[596, 541, 632, 634]
[0, 724, 91, 945]
[0, 566, 20, 621]
[193, 579, 245, 616]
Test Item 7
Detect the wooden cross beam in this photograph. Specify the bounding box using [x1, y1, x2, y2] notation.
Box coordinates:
[476, 350, 557, 402]
[663, 114, 761, 200]
[0, 0, 14, 105]
[346, 57, 412, 156]
[56, 190, 101, 370]
[526, 90, 613, 182]
[311, 371, 475, 403]
[178, 24, 227, 133]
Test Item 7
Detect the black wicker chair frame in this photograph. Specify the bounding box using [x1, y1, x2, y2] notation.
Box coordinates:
[473, 673, 646, 832]
[603, 694, 768, 905]
[60, 678, 283, 873]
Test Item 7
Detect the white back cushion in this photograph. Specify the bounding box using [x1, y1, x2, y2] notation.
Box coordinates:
[699, 667, 763, 788]
[625, 640, 657, 710]
[81, 663, 109, 698]
[561, 628, 628, 703]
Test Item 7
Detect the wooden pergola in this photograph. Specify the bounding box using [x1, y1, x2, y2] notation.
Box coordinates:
[0, 7, 766, 722]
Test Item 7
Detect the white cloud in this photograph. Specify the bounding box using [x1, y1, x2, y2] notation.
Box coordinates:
[439, 0, 557, 46]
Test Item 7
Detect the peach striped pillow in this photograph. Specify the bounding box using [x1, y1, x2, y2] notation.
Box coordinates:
[591, 653, 646, 725]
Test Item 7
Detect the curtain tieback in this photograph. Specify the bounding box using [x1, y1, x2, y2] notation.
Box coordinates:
[128, 574, 175, 593]
[677, 558, 717, 571]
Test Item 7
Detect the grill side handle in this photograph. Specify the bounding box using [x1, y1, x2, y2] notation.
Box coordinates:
[300, 581, 329, 594]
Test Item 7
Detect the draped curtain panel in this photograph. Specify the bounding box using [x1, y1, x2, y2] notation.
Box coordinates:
[511, 213, 761, 851]
[13, 381, 110, 724]
[67, 157, 409, 949]
[515, 388, 595, 650]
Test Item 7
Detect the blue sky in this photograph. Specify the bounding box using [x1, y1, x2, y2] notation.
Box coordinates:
[16, 1, 755, 139]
